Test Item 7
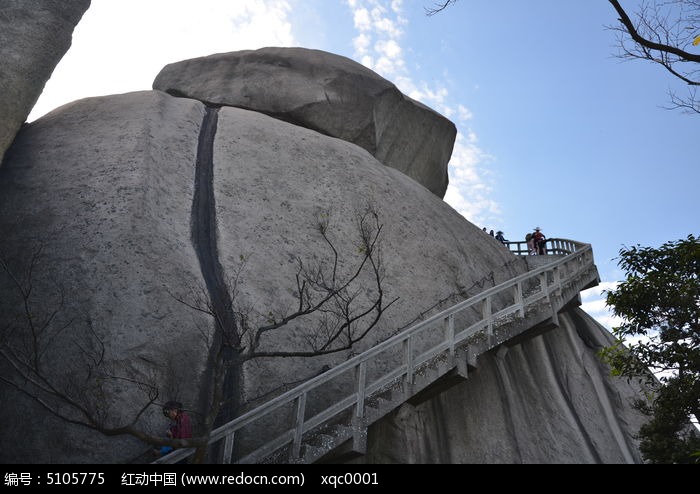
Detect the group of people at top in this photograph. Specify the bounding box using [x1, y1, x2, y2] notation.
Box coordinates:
[526, 227, 546, 255]
[484, 226, 547, 255]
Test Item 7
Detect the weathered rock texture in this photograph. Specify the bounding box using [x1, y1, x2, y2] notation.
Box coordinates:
[0, 48, 648, 464]
[0, 91, 212, 463]
[0, 0, 91, 165]
[0, 88, 523, 463]
[348, 308, 646, 464]
[153, 47, 456, 198]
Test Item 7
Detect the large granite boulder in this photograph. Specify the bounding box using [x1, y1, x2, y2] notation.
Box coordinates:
[349, 307, 647, 464]
[153, 47, 456, 198]
[0, 89, 521, 463]
[0, 0, 91, 165]
[0, 48, 649, 464]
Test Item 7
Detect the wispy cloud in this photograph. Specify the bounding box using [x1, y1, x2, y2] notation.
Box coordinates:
[345, 0, 497, 225]
[444, 133, 498, 223]
[581, 281, 622, 330]
[347, 0, 406, 75]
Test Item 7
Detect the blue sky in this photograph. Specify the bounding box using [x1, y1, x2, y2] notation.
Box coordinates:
[29, 0, 699, 331]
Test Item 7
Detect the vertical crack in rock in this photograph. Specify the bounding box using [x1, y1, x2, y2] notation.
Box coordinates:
[192, 106, 235, 330]
[192, 105, 240, 431]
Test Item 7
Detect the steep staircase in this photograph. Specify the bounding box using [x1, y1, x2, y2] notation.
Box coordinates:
[155, 238, 599, 464]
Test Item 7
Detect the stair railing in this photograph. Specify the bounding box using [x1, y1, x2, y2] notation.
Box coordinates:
[156, 238, 596, 464]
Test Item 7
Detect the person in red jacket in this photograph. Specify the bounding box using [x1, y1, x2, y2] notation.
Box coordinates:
[533, 227, 546, 255]
[164, 401, 192, 440]
[157, 401, 192, 458]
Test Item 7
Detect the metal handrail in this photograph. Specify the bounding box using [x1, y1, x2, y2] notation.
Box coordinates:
[157, 238, 596, 464]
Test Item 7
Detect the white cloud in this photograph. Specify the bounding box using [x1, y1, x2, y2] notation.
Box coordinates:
[581, 297, 608, 314]
[360, 54, 375, 69]
[581, 281, 619, 308]
[346, 0, 404, 80]
[376, 38, 402, 59]
[353, 8, 372, 30]
[581, 280, 621, 330]
[30, 0, 295, 121]
[390, 0, 403, 14]
[353, 32, 372, 54]
[458, 105, 474, 122]
[444, 135, 499, 225]
[343, 1, 498, 229]
[582, 280, 619, 299]
[371, 11, 402, 38]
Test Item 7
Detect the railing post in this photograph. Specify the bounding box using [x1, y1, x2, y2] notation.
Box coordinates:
[355, 361, 367, 421]
[574, 252, 582, 274]
[482, 296, 493, 337]
[403, 337, 414, 394]
[552, 265, 562, 297]
[540, 272, 549, 301]
[222, 432, 235, 464]
[444, 314, 455, 365]
[291, 392, 307, 460]
[514, 282, 524, 318]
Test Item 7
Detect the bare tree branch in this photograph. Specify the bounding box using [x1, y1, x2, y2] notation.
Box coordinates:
[424, 0, 700, 113]
[665, 87, 700, 114]
[1, 204, 397, 463]
[609, 0, 700, 64]
[248, 204, 398, 358]
[425, 0, 458, 17]
[171, 204, 398, 361]
[0, 241, 210, 459]
[608, 0, 700, 113]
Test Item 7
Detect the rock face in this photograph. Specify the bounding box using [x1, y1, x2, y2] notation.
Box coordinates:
[0, 88, 522, 464]
[0, 48, 647, 464]
[0, 91, 213, 463]
[153, 47, 456, 198]
[0, 0, 91, 165]
[349, 308, 646, 464]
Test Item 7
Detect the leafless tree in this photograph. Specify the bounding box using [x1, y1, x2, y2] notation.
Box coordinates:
[608, 0, 700, 114]
[0, 204, 396, 463]
[170, 203, 398, 462]
[425, 1, 700, 113]
[0, 241, 203, 458]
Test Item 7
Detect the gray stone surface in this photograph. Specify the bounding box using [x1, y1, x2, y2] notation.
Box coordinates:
[0, 90, 522, 463]
[0, 0, 91, 165]
[212, 105, 522, 408]
[0, 91, 211, 463]
[153, 47, 456, 198]
[350, 307, 647, 464]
